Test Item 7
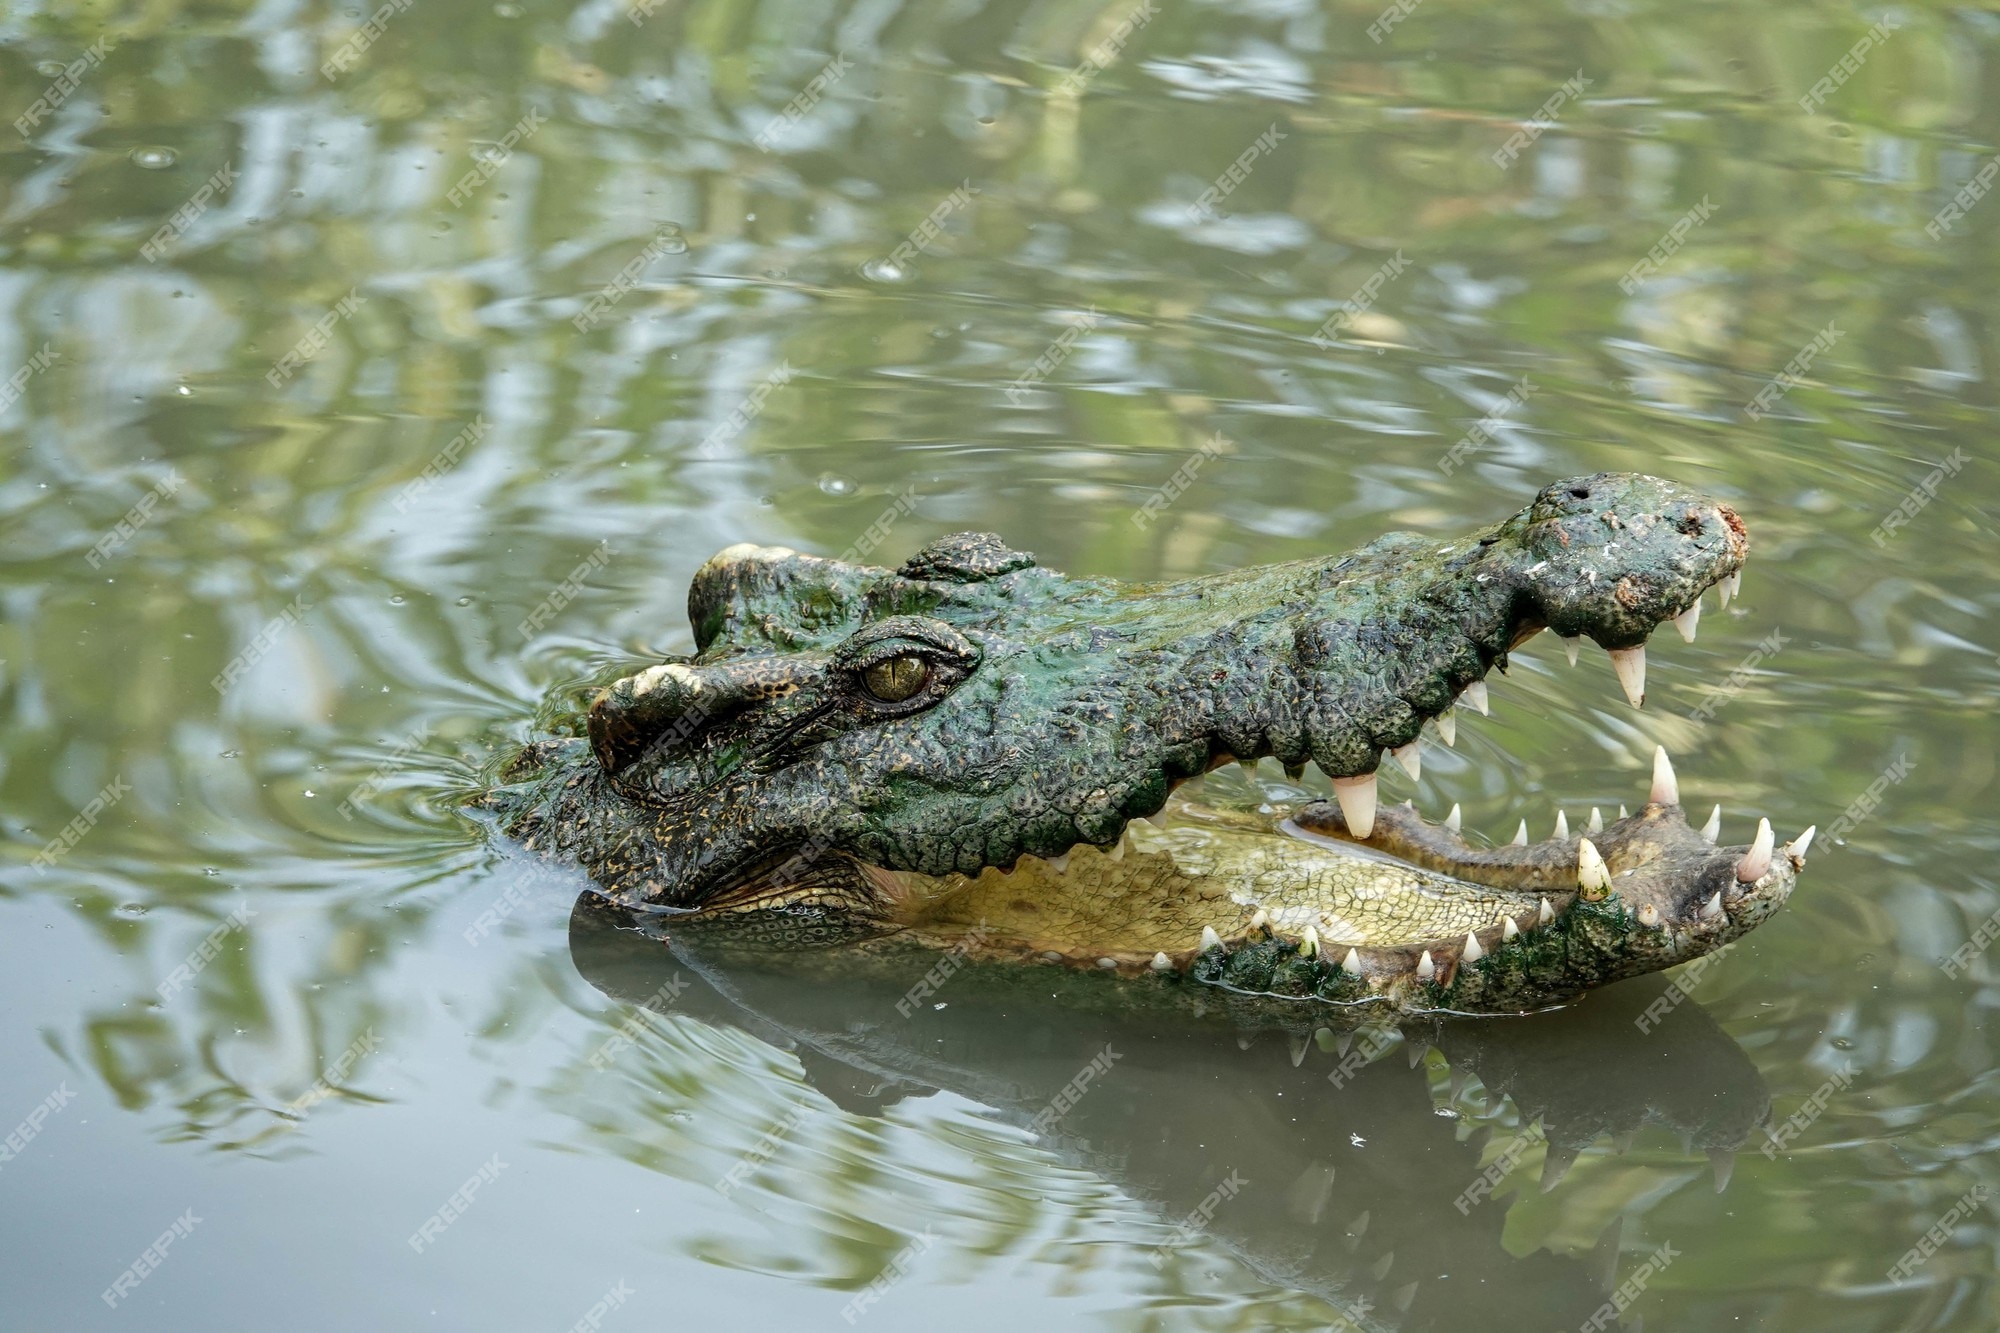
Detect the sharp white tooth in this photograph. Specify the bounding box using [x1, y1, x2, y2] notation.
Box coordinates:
[1587, 807, 1604, 835]
[1673, 598, 1701, 643]
[1790, 825, 1817, 861]
[1726, 569, 1742, 603]
[1106, 838, 1125, 861]
[1416, 950, 1436, 981]
[1650, 745, 1679, 806]
[1637, 903, 1661, 927]
[1444, 803, 1462, 834]
[1700, 804, 1721, 843]
[1578, 838, 1611, 894]
[1620, 803, 1629, 818]
[1201, 925, 1223, 951]
[1502, 917, 1520, 940]
[1554, 810, 1569, 840]
[1561, 635, 1581, 667]
[1462, 931, 1484, 963]
[1538, 897, 1554, 925]
[1150, 951, 1173, 972]
[1048, 851, 1071, 873]
[1302, 923, 1321, 958]
[1392, 741, 1422, 782]
[1463, 680, 1490, 715]
[1145, 812, 1168, 828]
[1608, 644, 1647, 707]
[1436, 710, 1457, 746]
[1289, 1033, 1310, 1067]
[1333, 773, 1379, 840]
[1512, 819, 1528, 847]
[1700, 890, 1725, 921]
[1342, 947, 1362, 973]
[1736, 817, 1774, 883]
[1250, 907, 1269, 931]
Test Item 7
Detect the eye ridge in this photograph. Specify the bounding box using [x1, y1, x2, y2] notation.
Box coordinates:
[861, 654, 930, 703]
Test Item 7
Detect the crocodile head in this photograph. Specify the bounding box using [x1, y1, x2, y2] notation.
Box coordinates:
[493, 472, 1811, 1015]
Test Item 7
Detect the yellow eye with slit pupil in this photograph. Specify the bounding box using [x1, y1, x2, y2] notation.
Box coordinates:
[862, 655, 929, 703]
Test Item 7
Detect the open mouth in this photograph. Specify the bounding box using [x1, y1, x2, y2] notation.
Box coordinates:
[877, 559, 1811, 1011]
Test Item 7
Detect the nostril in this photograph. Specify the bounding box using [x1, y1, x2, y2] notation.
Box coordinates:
[1569, 487, 1590, 500]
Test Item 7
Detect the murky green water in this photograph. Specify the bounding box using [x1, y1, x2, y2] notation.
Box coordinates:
[4, 0, 1997, 1327]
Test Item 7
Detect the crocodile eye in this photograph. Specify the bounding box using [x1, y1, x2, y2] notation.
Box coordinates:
[861, 655, 929, 703]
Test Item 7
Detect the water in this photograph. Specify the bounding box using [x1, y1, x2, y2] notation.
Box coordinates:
[2, 1, 1996, 1327]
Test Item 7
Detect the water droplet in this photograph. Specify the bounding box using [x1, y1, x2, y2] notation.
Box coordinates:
[656, 224, 689, 254]
[860, 257, 909, 284]
[1831, 1036, 1855, 1050]
[495, 2, 522, 14]
[433, 220, 453, 234]
[455, 595, 473, 607]
[303, 789, 316, 798]
[115, 902, 149, 918]
[388, 594, 406, 605]
[818, 473, 856, 496]
[176, 384, 192, 396]
[219, 750, 240, 759]
[130, 146, 179, 170]
[35, 60, 65, 77]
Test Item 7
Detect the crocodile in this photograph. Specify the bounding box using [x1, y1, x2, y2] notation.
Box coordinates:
[486, 473, 1813, 1017]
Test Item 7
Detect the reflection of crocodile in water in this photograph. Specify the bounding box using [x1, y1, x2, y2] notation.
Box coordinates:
[488, 473, 1813, 1017]
[568, 895, 1772, 1328]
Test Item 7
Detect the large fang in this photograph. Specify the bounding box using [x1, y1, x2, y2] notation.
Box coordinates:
[1587, 806, 1604, 835]
[1538, 897, 1554, 925]
[1511, 819, 1528, 847]
[1700, 890, 1725, 921]
[1333, 773, 1379, 840]
[1436, 711, 1457, 747]
[1151, 951, 1173, 972]
[1673, 599, 1701, 643]
[1463, 680, 1490, 715]
[1554, 810, 1569, 840]
[1578, 838, 1611, 898]
[1700, 804, 1721, 842]
[1736, 817, 1774, 882]
[1608, 645, 1647, 707]
[1650, 746, 1679, 806]
[1047, 851, 1071, 873]
[1462, 931, 1484, 964]
[1201, 925, 1224, 951]
[1561, 635, 1581, 667]
[1721, 570, 1742, 606]
[1502, 917, 1520, 940]
[1343, 947, 1362, 973]
[1444, 803, 1462, 834]
[1392, 741, 1422, 782]
[1416, 951, 1436, 981]
[1302, 923, 1321, 958]
[1790, 825, 1817, 861]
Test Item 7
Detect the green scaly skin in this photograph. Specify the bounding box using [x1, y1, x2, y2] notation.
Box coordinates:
[484, 473, 1809, 1017]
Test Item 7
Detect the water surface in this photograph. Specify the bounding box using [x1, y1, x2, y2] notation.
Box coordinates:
[3, 0, 1997, 1327]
